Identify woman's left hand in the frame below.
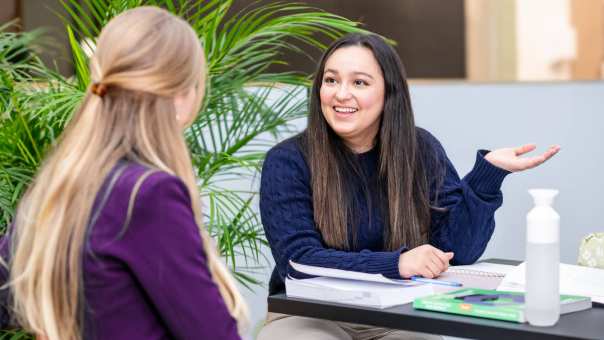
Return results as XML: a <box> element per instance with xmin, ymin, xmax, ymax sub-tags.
<box><xmin>484</xmin><ymin>144</ymin><xmax>560</xmax><ymax>172</ymax></box>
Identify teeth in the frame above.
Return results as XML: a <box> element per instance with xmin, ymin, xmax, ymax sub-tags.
<box><xmin>334</xmin><ymin>106</ymin><xmax>358</xmax><ymax>113</ymax></box>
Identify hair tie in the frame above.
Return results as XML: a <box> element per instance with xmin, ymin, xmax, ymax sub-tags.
<box><xmin>91</xmin><ymin>82</ymin><xmax>107</xmax><ymax>97</ymax></box>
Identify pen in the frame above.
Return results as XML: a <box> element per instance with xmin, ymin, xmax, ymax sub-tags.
<box><xmin>410</xmin><ymin>276</ymin><xmax>463</xmax><ymax>287</ymax></box>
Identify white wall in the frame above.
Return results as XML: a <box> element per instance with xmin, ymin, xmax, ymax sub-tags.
<box><xmin>516</xmin><ymin>0</ymin><xmax>576</xmax><ymax>80</ymax></box>
<box><xmin>242</xmin><ymin>81</ymin><xmax>604</xmax><ymax>338</ymax></box>
<box><xmin>411</xmin><ymin>81</ymin><xmax>604</xmax><ymax>264</ymax></box>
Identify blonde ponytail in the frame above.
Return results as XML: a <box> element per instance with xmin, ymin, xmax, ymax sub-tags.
<box><xmin>8</xmin><ymin>7</ymin><xmax>247</xmax><ymax>339</ymax></box>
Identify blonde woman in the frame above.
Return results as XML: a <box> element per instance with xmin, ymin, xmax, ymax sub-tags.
<box><xmin>0</xmin><ymin>6</ymin><xmax>246</xmax><ymax>340</ymax></box>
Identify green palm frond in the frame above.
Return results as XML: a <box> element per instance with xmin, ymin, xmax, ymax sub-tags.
<box><xmin>202</xmin><ymin>1</ymin><xmax>363</xmax><ymax>86</ymax></box>
<box><xmin>0</xmin><ymin>329</ymin><xmax>32</xmax><ymax>340</ymax></box>
<box><xmin>2</xmin><ymin>0</ymin><xmax>368</xmax><ymax>287</ymax></box>
<box><xmin>0</xmin><ymin>26</ymin><xmax>70</xmax><ymax>233</ymax></box>
<box><xmin>191</xmin><ymin>85</ymin><xmax>307</xmax><ymax>183</ymax></box>
<box><xmin>66</xmin><ymin>25</ymin><xmax>90</xmax><ymax>90</ymax></box>
<box><xmin>0</xmin><ymin>26</ymin><xmax>54</xmax><ymax>340</ymax></box>
<box><xmin>205</xmin><ymin>190</ymin><xmax>267</xmax><ymax>266</ymax></box>
<box><xmin>0</xmin><ymin>22</ymin><xmax>44</xmax><ymax>81</ymax></box>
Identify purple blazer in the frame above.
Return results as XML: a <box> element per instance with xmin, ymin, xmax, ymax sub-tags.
<box><xmin>1</xmin><ymin>162</ymin><xmax>241</xmax><ymax>340</ymax></box>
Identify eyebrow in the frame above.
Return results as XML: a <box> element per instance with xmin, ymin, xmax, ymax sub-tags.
<box><xmin>324</xmin><ymin>68</ymin><xmax>375</xmax><ymax>79</ymax></box>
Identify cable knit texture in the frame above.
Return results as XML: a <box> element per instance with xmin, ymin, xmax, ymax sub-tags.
<box><xmin>260</xmin><ymin>128</ymin><xmax>510</xmax><ymax>294</ymax></box>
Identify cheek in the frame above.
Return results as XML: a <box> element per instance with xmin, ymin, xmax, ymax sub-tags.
<box><xmin>319</xmin><ymin>87</ymin><xmax>333</xmax><ymax>108</ymax></box>
<box><xmin>359</xmin><ymin>90</ymin><xmax>384</xmax><ymax>116</ymax></box>
<box><xmin>186</xmin><ymin>89</ymin><xmax>198</xmax><ymax>112</ymax></box>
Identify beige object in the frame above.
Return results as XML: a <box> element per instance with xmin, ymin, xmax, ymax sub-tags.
<box><xmin>257</xmin><ymin>313</ymin><xmax>442</xmax><ymax>340</ymax></box>
<box><xmin>577</xmin><ymin>232</ymin><xmax>604</xmax><ymax>269</ymax></box>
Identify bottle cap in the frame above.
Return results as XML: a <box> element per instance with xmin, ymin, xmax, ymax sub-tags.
<box><xmin>528</xmin><ymin>189</ymin><xmax>559</xmax><ymax>206</ymax></box>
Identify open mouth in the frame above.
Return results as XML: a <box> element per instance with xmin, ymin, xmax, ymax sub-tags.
<box><xmin>333</xmin><ymin>106</ymin><xmax>358</xmax><ymax>113</ymax></box>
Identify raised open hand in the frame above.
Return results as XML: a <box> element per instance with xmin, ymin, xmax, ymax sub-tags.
<box><xmin>484</xmin><ymin>144</ymin><xmax>560</xmax><ymax>173</ymax></box>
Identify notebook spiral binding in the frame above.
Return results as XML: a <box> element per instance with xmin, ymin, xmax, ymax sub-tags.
<box><xmin>447</xmin><ymin>268</ymin><xmax>506</xmax><ymax>278</ymax></box>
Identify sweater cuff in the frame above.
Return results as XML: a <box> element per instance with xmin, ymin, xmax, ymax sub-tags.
<box><xmin>368</xmin><ymin>247</ymin><xmax>406</xmax><ymax>279</ymax></box>
<box><xmin>465</xmin><ymin>150</ymin><xmax>511</xmax><ymax>194</ymax></box>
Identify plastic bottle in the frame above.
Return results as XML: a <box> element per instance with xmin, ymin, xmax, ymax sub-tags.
<box><xmin>525</xmin><ymin>189</ymin><xmax>560</xmax><ymax>326</ymax></box>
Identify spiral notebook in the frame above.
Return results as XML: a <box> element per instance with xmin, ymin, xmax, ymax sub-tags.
<box><xmin>437</xmin><ymin>262</ymin><xmax>515</xmax><ymax>290</ymax></box>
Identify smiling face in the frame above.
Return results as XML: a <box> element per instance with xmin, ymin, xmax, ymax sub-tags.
<box><xmin>319</xmin><ymin>45</ymin><xmax>385</xmax><ymax>153</ymax></box>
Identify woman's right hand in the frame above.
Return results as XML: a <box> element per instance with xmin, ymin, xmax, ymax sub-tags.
<box><xmin>398</xmin><ymin>245</ymin><xmax>454</xmax><ymax>279</ymax></box>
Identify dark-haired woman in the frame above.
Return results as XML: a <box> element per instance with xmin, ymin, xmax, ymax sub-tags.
<box><xmin>258</xmin><ymin>34</ymin><xmax>559</xmax><ymax>339</ymax></box>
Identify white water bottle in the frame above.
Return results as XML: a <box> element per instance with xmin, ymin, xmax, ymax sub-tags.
<box><xmin>525</xmin><ymin>189</ymin><xmax>560</xmax><ymax>326</ymax></box>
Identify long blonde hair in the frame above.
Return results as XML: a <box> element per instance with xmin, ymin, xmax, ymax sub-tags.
<box><xmin>7</xmin><ymin>7</ymin><xmax>246</xmax><ymax>340</ymax></box>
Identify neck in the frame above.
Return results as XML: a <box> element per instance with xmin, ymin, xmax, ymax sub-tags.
<box><xmin>344</xmin><ymin>137</ymin><xmax>375</xmax><ymax>153</ymax></box>
<box><xmin>340</xmin><ymin>121</ymin><xmax>380</xmax><ymax>154</ymax></box>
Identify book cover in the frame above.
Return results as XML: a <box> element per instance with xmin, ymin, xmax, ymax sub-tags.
<box><xmin>413</xmin><ymin>288</ymin><xmax>592</xmax><ymax>323</ymax></box>
<box><xmin>286</xmin><ymin>276</ymin><xmax>434</xmax><ymax>309</ymax></box>
<box><xmin>285</xmin><ymin>261</ymin><xmax>435</xmax><ymax>308</ymax></box>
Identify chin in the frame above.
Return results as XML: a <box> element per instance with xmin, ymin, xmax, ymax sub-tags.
<box><xmin>324</xmin><ymin>114</ymin><xmax>358</xmax><ymax>137</ymax></box>
<box><xmin>330</xmin><ymin>126</ymin><xmax>357</xmax><ymax>139</ymax></box>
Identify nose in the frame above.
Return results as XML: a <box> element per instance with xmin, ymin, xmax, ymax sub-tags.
<box><xmin>335</xmin><ymin>83</ymin><xmax>352</xmax><ymax>101</ymax></box>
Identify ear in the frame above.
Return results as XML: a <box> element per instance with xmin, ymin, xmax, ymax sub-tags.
<box><xmin>173</xmin><ymin>87</ymin><xmax>195</xmax><ymax>126</ymax></box>
<box><xmin>173</xmin><ymin>93</ymin><xmax>186</xmax><ymax>121</ymax></box>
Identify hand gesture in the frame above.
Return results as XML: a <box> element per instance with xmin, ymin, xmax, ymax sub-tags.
<box><xmin>484</xmin><ymin>144</ymin><xmax>560</xmax><ymax>173</ymax></box>
<box><xmin>398</xmin><ymin>244</ymin><xmax>454</xmax><ymax>279</ymax></box>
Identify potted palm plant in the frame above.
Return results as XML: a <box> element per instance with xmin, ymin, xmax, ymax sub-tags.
<box><xmin>1</xmin><ymin>1</ymin><xmax>366</xmax><ymax>338</ymax></box>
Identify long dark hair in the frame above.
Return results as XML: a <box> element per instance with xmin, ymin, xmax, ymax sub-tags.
<box><xmin>302</xmin><ymin>33</ymin><xmax>435</xmax><ymax>251</ymax></box>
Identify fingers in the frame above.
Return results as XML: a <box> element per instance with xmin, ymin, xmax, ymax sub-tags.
<box><xmin>517</xmin><ymin>145</ymin><xmax>561</xmax><ymax>170</ymax></box>
<box><xmin>542</xmin><ymin>145</ymin><xmax>561</xmax><ymax>161</ymax></box>
<box><xmin>530</xmin><ymin>145</ymin><xmax>560</xmax><ymax>165</ymax></box>
<box><xmin>518</xmin><ymin>155</ymin><xmax>546</xmax><ymax>170</ymax></box>
<box><xmin>422</xmin><ymin>261</ymin><xmax>439</xmax><ymax>278</ymax></box>
<box><xmin>399</xmin><ymin>245</ymin><xmax>456</xmax><ymax>278</ymax></box>
<box><xmin>429</xmin><ymin>257</ymin><xmax>444</xmax><ymax>276</ymax></box>
<box><xmin>514</xmin><ymin>144</ymin><xmax>536</xmax><ymax>156</ymax></box>
<box><xmin>425</xmin><ymin>247</ymin><xmax>453</xmax><ymax>277</ymax></box>
<box><xmin>431</xmin><ymin>248</ymin><xmax>451</xmax><ymax>272</ymax></box>
<box><xmin>510</xmin><ymin>144</ymin><xmax>560</xmax><ymax>171</ymax></box>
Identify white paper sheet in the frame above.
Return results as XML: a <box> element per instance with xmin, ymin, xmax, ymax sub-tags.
<box><xmin>498</xmin><ymin>262</ymin><xmax>604</xmax><ymax>304</ymax></box>
<box><xmin>289</xmin><ymin>260</ymin><xmax>415</xmax><ymax>286</ymax></box>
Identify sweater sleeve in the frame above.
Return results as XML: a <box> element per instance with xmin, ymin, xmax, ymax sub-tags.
<box><xmin>116</xmin><ymin>173</ymin><xmax>240</xmax><ymax>340</ymax></box>
<box><xmin>423</xmin><ymin>131</ymin><xmax>511</xmax><ymax>264</ymax></box>
<box><xmin>260</xmin><ymin>143</ymin><xmax>402</xmax><ymax>282</ymax></box>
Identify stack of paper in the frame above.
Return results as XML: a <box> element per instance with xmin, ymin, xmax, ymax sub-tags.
<box><xmin>497</xmin><ymin>262</ymin><xmax>604</xmax><ymax>304</ymax></box>
<box><xmin>285</xmin><ymin>261</ymin><xmax>435</xmax><ymax>309</ymax></box>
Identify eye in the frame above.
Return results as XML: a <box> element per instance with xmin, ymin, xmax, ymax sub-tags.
<box><xmin>354</xmin><ymin>79</ymin><xmax>368</xmax><ymax>87</ymax></box>
<box><xmin>323</xmin><ymin>76</ymin><xmax>336</xmax><ymax>85</ymax></box>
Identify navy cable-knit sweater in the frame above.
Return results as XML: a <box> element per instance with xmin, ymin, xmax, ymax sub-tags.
<box><xmin>260</xmin><ymin>128</ymin><xmax>510</xmax><ymax>294</ymax></box>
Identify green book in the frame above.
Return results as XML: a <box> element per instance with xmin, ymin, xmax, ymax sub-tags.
<box><xmin>413</xmin><ymin>288</ymin><xmax>591</xmax><ymax>323</ymax></box>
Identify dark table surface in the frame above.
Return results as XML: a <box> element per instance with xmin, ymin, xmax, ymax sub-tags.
<box><xmin>267</xmin><ymin>259</ymin><xmax>604</xmax><ymax>340</ymax></box>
